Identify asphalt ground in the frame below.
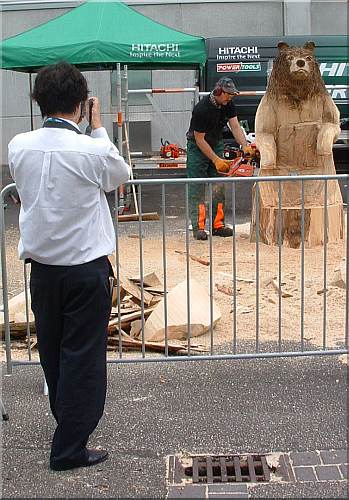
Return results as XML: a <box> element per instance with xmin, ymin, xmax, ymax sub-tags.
<box><xmin>1</xmin><ymin>346</ymin><xmax>348</xmax><ymax>498</ymax></box>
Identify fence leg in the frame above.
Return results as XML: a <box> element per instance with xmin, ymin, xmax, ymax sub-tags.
<box><xmin>1</xmin><ymin>398</ymin><xmax>9</xmax><ymax>421</ymax></box>
<box><xmin>43</xmin><ymin>377</ymin><xmax>48</xmax><ymax>396</ymax></box>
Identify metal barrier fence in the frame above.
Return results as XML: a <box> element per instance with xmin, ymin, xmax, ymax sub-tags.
<box><xmin>1</xmin><ymin>175</ymin><xmax>349</xmax><ymax>374</ymax></box>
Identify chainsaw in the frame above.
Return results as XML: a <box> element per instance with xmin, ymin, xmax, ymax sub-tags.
<box><xmin>160</xmin><ymin>138</ymin><xmax>182</xmax><ymax>159</ymax></box>
<box><xmin>222</xmin><ymin>142</ymin><xmax>260</xmax><ymax>177</ymax></box>
<box><xmin>159</xmin><ymin>138</ymin><xmax>186</xmax><ymax>168</ymax></box>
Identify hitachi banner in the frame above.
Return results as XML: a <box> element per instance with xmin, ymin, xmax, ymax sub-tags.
<box><xmin>129</xmin><ymin>43</ymin><xmax>181</xmax><ymax>58</ymax></box>
<box><xmin>216</xmin><ymin>46</ymin><xmax>261</xmax><ymax>61</ymax></box>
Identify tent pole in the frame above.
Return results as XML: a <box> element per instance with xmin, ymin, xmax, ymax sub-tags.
<box><xmin>29</xmin><ymin>73</ymin><xmax>34</xmax><ymax>131</ymax></box>
<box><xmin>116</xmin><ymin>63</ymin><xmax>123</xmax><ymax>155</ymax></box>
<box><xmin>116</xmin><ymin>63</ymin><xmax>124</xmax><ymax>215</ymax></box>
<box><xmin>124</xmin><ymin>65</ymin><xmax>129</xmax><ymax>141</ymax></box>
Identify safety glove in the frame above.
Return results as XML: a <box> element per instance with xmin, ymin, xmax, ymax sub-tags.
<box><xmin>242</xmin><ymin>144</ymin><xmax>254</xmax><ymax>157</ymax></box>
<box><xmin>214</xmin><ymin>157</ymin><xmax>231</xmax><ymax>173</ymax></box>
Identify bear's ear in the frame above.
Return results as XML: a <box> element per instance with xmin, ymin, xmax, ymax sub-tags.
<box><xmin>303</xmin><ymin>41</ymin><xmax>315</xmax><ymax>52</ymax></box>
<box><xmin>277</xmin><ymin>41</ymin><xmax>289</xmax><ymax>52</ymax></box>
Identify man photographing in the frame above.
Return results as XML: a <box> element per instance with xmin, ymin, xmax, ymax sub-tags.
<box><xmin>8</xmin><ymin>62</ymin><xmax>130</xmax><ymax>471</ymax></box>
<box><xmin>186</xmin><ymin>77</ymin><xmax>252</xmax><ymax>240</ymax></box>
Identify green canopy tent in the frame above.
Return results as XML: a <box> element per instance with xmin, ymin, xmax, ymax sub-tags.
<box><xmin>0</xmin><ymin>0</ymin><xmax>206</xmax><ymax>71</ymax></box>
<box><xmin>1</xmin><ymin>0</ymin><xmax>206</xmax><ymax>148</ymax></box>
<box><xmin>1</xmin><ymin>0</ymin><xmax>206</xmax><ymax>214</ymax></box>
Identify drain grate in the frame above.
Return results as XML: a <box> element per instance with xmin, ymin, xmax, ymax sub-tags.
<box><xmin>175</xmin><ymin>454</ymin><xmax>271</xmax><ymax>484</ymax></box>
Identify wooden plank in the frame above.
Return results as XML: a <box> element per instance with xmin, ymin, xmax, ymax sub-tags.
<box><xmin>108</xmin><ymin>332</ymin><xmax>206</xmax><ymax>354</ymax></box>
<box><xmin>108</xmin><ymin>306</ymin><xmax>157</xmax><ymax>329</ymax></box>
<box><xmin>143</xmin><ymin>279</ymin><xmax>221</xmax><ymax>342</ymax></box>
<box><xmin>117</xmin><ymin>212</ymin><xmax>160</xmax><ymax>222</ymax></box>
<box><xmin>129</xmin><ymin>272</ymin><xmax>163</xmax><ymax>288</ymax></box>
<box><xmin>119</xmin><ymin>270</ymin><xmax>155</xmax><ymax>307</ymax></box>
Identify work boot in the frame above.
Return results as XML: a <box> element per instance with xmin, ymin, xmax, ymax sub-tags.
<box><xmin>193</xmin><ymin>229</ymin><xmax>208</xmax><ymax>241</ymax></box>
<box><xmin>212</xmin><ymin>226</ymin><xmax>234</xmax><ymax>237</ymax></box>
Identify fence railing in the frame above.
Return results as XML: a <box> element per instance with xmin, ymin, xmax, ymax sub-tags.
<box><xmin>1</xmin><ymin>174</ymin><xmax>349</xmax><ymax>374</ymax></box>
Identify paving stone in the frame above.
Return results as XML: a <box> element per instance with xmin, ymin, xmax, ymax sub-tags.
<box><xmin>167</xmin><ymin>484</ymin><xmax>207</xmax><ymax>498</ymax></box>
<box><xmin>319</xmin><ymin>450</ymin><xmax>348</xmax><ymax>465</ymax></box>
<box><xmin>293</xmin><ymin>466</ymin><xmax>317</xmax><ymax>482</ymax></box>
<box><xmin>290</xmin><ymin>451</ymin><xmax>321</xmax><ymax>466</ymax></box>
<box><xmin>339</xmin><ymin>464</ymin><xmax>348</xmax><ymax>479</ymax></box>
<box><xmin>315</xmin><ymin>465</ymin><xmax>342</xmax><ymax>481</ymax></box>
<box><xmin>208</xmin><ymin>483</ymin><xmax>248</xmax><ymax>494</ymax></box>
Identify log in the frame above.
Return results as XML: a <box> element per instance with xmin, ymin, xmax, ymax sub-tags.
<box><xmin>0</xmin><ymin>321</ymin><xmax>36</xmax><ymax>339</ymax></box>
<box><xmin>251</xmin><ymin>193</ymin><xmax>344</xmax><ymax>248</ymax></box>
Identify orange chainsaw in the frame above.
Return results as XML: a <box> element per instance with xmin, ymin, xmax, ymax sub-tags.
<box><xmin>221</xmin><ymin>143</ymin><xmax>260</xmax><ymax>177</ymax></box>
<box><xmin>160</xmin><ymin>138</ymin><xmax>186</xmax><ymax>168</ymax></box>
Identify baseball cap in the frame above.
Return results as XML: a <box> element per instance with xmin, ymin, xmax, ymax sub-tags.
<box><xmin>216</xmin><ymin>77</ymin><xmax>239</xmax><ymax>95</ymax></box>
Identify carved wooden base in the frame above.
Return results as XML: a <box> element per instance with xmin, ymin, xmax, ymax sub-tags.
<box><xmin>250</xmin><ymin>203</ymin><xmax>344</xmax><ymax>248</ymax></box>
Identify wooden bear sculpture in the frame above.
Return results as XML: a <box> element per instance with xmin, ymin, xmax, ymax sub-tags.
<box><xmin>251</xmin><ymin>41</ymin><xmax>343</xmax><ymax>248</ymax></box>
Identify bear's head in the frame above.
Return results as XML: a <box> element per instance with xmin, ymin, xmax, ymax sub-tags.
<box><xmin>266</xmin><ymin>41</ymin><xmax>328</xmax><ymax>107</ymax></box>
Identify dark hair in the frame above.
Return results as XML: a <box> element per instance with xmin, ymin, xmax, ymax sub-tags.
<box><xmin>32</xmin><ymin>61</ymin><xmax>89</xmax><ymax>118</ymax></box>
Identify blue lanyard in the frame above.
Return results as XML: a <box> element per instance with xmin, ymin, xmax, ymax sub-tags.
<box><xmin>43</xmin><ymin>118</ymin><xmax>81</xmax><ymax>134</ymax></box>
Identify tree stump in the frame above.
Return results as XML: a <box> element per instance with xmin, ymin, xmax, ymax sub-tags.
<box><xmin>250</xmin><ymin>173</ymin><xmax>344</xmax><ymax>248</ymax></box>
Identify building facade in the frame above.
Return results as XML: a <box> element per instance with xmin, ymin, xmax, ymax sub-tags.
<box><xmin>1</xmin><ymin>0</ymin><xmax>348</xmax><ymax>163</ymax></box>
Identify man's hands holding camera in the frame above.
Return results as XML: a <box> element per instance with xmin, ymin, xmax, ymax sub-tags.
<box><xmin>86</xmin><ymin>97</ymin><xmax>102</xmax><ymax>130</ymax></box>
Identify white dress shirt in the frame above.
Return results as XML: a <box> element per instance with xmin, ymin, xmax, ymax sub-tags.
<box><xmin>8</xmin><ymin>119</ymin><xmax>130</xmax><ymax>265</ymax></box>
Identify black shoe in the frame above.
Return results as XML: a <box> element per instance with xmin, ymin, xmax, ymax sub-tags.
<box><xmin>50</xmin><ymin>448</ymin><xmax>108</xmax><ymax>471</ymax></box>
<box><xmin>193</xmin><ymin>229</ymin><xmax>208</xmax><ymax>240</ymax></box>
<box><xmin>212</xmin><ymin>226</ymin><xmax>234</xmax><ymax>237</ymax></box>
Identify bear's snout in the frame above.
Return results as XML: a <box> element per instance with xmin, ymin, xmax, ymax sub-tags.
<box><xmin>289</xmin><ymin>56</ymin><xmax>311</xmax><ymax>78</ymax></box>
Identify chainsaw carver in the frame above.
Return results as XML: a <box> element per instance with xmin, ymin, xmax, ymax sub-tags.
<box><xmin>186</xmin><ymin>77</ymin><xmax>252</xmax><ymax>240</ymax></box>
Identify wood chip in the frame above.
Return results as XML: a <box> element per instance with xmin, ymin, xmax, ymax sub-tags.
<box><xmin>271</xmin><ymin>279</ymin><xmax>293</xmax><ymax>298</ymax></box>
<box><xmin>236</xmin><ymin>306</ymin><xmax>253</xmax><ymax>314</ymax></box>
<box><xmin>236</xmin><ymin>276</ymin><xmax>255</xmax><ymax>283</ymax></box>
<box><xmin>175</xmin><ymin>250</ymin><xmax>210</xmax><ymax>266</ymax></box>
<box><xmin>215</xmin><ymin>283</ymin><xmax>234</xmax><ymax>296</ymax></box>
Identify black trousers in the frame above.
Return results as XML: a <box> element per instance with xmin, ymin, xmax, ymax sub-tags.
<box><xmin>30</xmin><ymin>256</ymin><xmax>113</xmax><ymax>467</ymax></box>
